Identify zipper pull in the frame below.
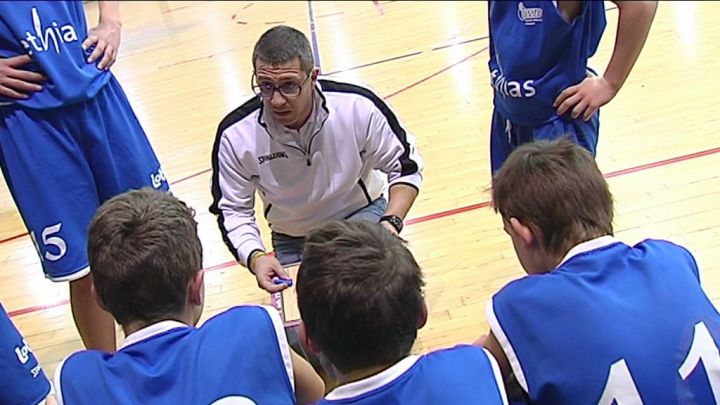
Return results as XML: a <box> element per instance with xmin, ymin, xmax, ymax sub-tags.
<box><xmin>306</xmin><ymin>157</ymin><xmax>311</xmax><ymax>166</ymax></box>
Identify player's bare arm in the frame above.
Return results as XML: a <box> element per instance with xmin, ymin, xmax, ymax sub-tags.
<box><xmin>480</xmin><ymin>331</ymin><xmax>526</xmax><ymax>400</ymax></box>
<box><xmin>0</xmin><ymin>55</ymin><xmax>44</xmax><ymax>99</ymax></box>
<box><xmin>83</xmin><ymin>1</ymin><xmax>122</xmax><ymax>70</ymax></box>
<box><xmin>290</xmin><ymin>350</ymin><xmax>325</xmax><ymax>404</ymax></box>
<box><xmin>554</xmin><ymin>1</ymin><xmax>658</xmax><ymax>121</ymax></box>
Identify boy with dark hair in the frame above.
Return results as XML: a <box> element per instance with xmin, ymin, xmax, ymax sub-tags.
<box><xmin>297</xmin><ymin>220</ymin><xmax>507</xmax><ymax>404</ymax></box>
<box><xmin>481</xmin><ymin>138</ymin><xmax>720</xmax><ymax>403</ymax></box>
<box><xmin>53</xmin><ymin>188</ymin><xmax>324</xmax><ymax>404</ymax></box>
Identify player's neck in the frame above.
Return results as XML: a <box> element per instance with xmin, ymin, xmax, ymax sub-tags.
<box><xmin>338</xmin><ymin>363</ymin><xmax>396</xmax><ymax>385</ymax></box>
<box><xmin>122</xmin><ymin>311</ymin><xmax>194</xmax><ymax>337</ymax></box>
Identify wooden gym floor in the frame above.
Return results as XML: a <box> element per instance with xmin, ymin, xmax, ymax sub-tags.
<box><xmin>1</xmin><ymin>1</ymin><xmax>718</xmax><ymax>378</ymax></box>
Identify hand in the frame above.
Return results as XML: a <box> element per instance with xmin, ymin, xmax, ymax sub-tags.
<box><xmin>83</xmin><ymin>20</ymin><xmax>122</xmax><ymax>70</ymax></box>
<box><xmin>381</xmin><ymin>220</ymin><xmax>400</xmax><ymax>236</ymax></box>
<box><xmin>0</xmin><ymin>55</ymin><xmax>44</xmax><ymax>99</ymax></box>
<box><xmin>554</xmin><ymin>75</ymin><xmax>617</xmax><ymax>121</ymax></box>
<box><xmin>253</xmin><ymin>254</ymin><xmax>291</xmax><ymax>293</ymax></box>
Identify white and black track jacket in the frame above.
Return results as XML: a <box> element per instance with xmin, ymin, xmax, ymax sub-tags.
<box><xmin>210</xmin><ymin>78</ymin><xmax>424</xmax><ymax>266</ymax></box>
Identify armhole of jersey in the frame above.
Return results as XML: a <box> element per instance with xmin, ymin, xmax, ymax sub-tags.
<box><xmin>482</xmin><ymin>347</ymin><xmax>510</xmax><ymax>405</ymax></box>
<box><xmin>53</xmin><ymin>356</ymin><xmax>68</xmax><ymax>405</ymax></box>
<box><xmin>485</xmin><ymin>299</ymin><xmax>529</xmax><ymax>394</ymax></box>
<box><xmin>258</xmin><ymin>305</ymin><xmax>295</xmax><ymax>392</ymax></box>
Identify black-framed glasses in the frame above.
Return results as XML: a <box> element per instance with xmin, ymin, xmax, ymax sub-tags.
<box><xmin>252</xmin><ymin>72</ymin><xmax>312</xmax><ymax>98</ymax></box>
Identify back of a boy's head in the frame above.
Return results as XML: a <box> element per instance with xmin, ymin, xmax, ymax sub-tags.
<box><xmin>297</xmin><ymin>220</ymin><xmax>425</xmax><ymax>374</ymax></box>
<box><xmin>492</xmin><ymin>138</ymin><xmax>614</xmax><ymax>255</ymax></box>
<box><xmin>88</xmin><ymin>188</ymin><xmax>202</xmax><ymax>326</ymax></box>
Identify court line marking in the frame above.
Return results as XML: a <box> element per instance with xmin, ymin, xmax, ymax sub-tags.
<box><xmin>9</xmin><ymin>146</ymin><xmax>720</xmax><ymax>319</ymax></box>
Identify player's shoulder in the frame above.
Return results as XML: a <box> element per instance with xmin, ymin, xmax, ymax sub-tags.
<box><xmin>492</xmin><ymin>272</ymin><xmax>555</xmax><ymax>306</ymax></box>
<box><xmin>634</xmin><ymin>238</ymin><xmax>694</xmax><ymax>258</ymax></box>
<box><xmin>424</xmin><ymin>344</ymin><xmax>496</xmax><ymax>366</ymax></box>
<box><xmin>202</xmin><ymin>305</ymin><xmax>281</xmax><ymax>333</ymax></box>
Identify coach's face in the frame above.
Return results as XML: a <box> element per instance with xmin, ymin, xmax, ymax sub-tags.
<box><xmin>254</xmin><ymin>58</ymin><xmax>319</xmax><ymax>129</ymax></box>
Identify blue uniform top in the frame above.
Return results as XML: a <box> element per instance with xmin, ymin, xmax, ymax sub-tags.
<box><xmin>488</xmin><ymin>1</ymin><xmax>607</xmax><ymax>126</ymax></box>
<box><xmin>488</xmin><ymin>237</ymin><xmax>720</xmax><ymax>404</ymax></box>
<box><xmin>0</xmin><ymin>1</ymin><xmax>110</xmax><ymax>109</ymax></box>
<box><xmin>55</xmin><ymin>305</ymin><xmax>297</xmax><ymax>405</ymax></box>
<box><xmin>0</xmin><ymin>301</ymin><xmax>51</xmax><ymax>405</ymax></box>
<box><xmin>318</xmin><ymin>345</ymin><xmax>508</xmax><ymax>405</ymax></box>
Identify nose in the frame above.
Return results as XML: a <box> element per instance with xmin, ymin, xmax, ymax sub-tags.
<box><xmin>270</xmin><ymin>90</ymin><xmax>286</xmax><ymax>108</ymax></box>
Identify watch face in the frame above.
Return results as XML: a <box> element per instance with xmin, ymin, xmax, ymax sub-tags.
<box><xmin>383</xmin><ymin>216</ymin><xmax>403</xmax><ymax>232</ymax></box>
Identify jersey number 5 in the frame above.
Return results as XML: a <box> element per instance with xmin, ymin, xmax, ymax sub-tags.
<box><xmin>30</xmin><ymin>223</ymin><xmax>67</xmax><ymax>262</ymax></box>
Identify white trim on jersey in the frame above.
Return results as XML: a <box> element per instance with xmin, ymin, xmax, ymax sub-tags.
<box><xmin>257</xmin><ymin>305</ymin><xmax>295</xmax><ymax>392</ymax></box>
<box><xmin>47</xmin><ymin>265</ymin><xmax>90</xmax><ymax>282</ymax></box>
<box><xmin>119</xmin><ymin>320</ymin><xmax>188</xmax><ymax>349</ymax></box>
<box><xmin>483</xmin><ymin>347</ymin><xmax>510</xmax><ymax>405</ymax></box>
<box><xmin>53</xmin><ymin>357</ymin><xmax>68</xmax><ymax>405</ymax></box>
<box><xmin>324</xmin><ymin>355</ymin><xmax>421</xmax><ymax>400</ymax></box>
<box><xmin>557</xmin><ymin>235</ymin><xmax>619</xmax><ymax>268</ymax></box>
<box><xmin>486</xmin><ymin>300</ymin><xmax>529</xmax><ymax>393</ymax></box>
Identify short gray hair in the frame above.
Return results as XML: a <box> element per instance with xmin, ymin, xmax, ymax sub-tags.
<box><xmin>252</xmin><ymin>25</ymin><xmax>315</xmax><ymax>72</ymax></box>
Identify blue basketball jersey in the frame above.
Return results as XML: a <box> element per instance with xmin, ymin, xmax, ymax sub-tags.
<box><xmin>55</xmin><ymin>305</ymin><xmax>296</xmax><ymax>404</ymax></box>
<box><xmin>488</xmin><ymin>237</ymin><xmax>720</xmax><ymax>404</ymax></box>
<box><xmin>319</xmin><ymin>345</ymin><xmax>508</xmax><ymax>404</ymax></box>
<box><xmin>0</xmin><ymin>301</ymin><xmax>51</xmax><ymax>405</ymax></box>
<box><xmin>0</xmin><ymin>1</ymin><xmax>110</xmax><ymax>108</ymax></box>
<box><xmin>488</xmin><ymin>1</ymin><xmax>607</xmax><ymax>126</ymax></box>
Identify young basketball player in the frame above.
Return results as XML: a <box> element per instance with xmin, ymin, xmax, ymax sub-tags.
<box><xmin>53</xmin><ymin>189</ymin><xmax>324</xmax><ymax>404</ymax></box>
<box><xmin>488</xmin><ymin>1</ymin><xmax>657</xmax><ymax>172</ymax></box>
<box><xmin>296</xmin><ymin>220</ymin><xmax>508</xmax><ymax>404</ymax></box>
<box><xmin>0</xmin><ymin>1</ymin><xmax>169</xmax><ymax>352</ymax></box>
<box><xmin>0</xmin><ymin>301</ymin><xmax>54</xmax><ymax>405</ymax></box>
<box><xmin>481</xmin><ymin>138</ymin><xmax>720</xmax><ymax>403</ymax></box>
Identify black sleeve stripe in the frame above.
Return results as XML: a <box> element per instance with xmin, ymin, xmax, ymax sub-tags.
<box><xmin>318</xmin><ymin>79</ymin><xmax>419</xmax><ymax>176</ymax></box>
<box><xmin>209</xmin><ymin>96</ymin><xmax>263</xmax><ymax>262</ymax></box>
<box><xmin>357</xmin><ymin>179</ymin><xmax>373</xmax><ymax>204</ymax></box>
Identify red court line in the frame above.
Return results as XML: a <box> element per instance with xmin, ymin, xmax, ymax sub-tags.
<box><xmin>604</xmin><ymin>147</ymin><xmax>720</xmax><ymax>178</ymax></box>
<box><xmin>8</xmin><ymin>145</ymin><xmax>720</xmax><ymax>319</ymax></box>
<box><xmin>0</xmin><ymin>46</ymin><xmax>490</xmax><ymax>247</ymax></box>
<box><xmin>0</xmin><ymin>232</ymin><xmax>27</xmax><ymax>244</ymax></box>
<box><xmin>385</xmin><ymin>47</ymin><xmax>488</xmax><ymax>99</ymax></box>
<box><xmin>8</xmin><ymin>300</ymin><xmax>70</xmax><ymax>317</ymax></box>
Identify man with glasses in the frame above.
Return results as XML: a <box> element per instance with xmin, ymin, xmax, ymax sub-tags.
<box><xmin>210</xmin><ymin>25</ymin><xmax>424</xmax><ymax>293</ymax></box>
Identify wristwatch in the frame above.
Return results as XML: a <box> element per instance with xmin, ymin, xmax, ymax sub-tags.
<box><xmin>379</xmin><ymin>215</ymin><xmax>404</xmax><ymax>233</ymax></box>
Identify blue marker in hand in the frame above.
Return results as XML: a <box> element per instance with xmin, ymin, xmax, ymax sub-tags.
<box><xmin>272</xmin><ymin>277</ymin><xmax>293</xmax><ymax>287</ymax></box>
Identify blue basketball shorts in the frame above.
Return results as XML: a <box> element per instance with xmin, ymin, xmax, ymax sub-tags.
<box><xmin>0</xmin><ymin>75</ymin><xmax>169</xmax><ymax>281</ymax></box>
<box><xmin>490</xmin><ymin>108</ymin><xmax>600</xmax><ymax>174</ymax></box>
<box><xmin>0</xmin><ymin>301</ymin><xmax>51</xmax><ymax>405</ymax></box>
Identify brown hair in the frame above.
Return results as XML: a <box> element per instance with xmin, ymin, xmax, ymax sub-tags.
<box><xmin>88</xmin><ymin>188</ymin><xmax>202</xmax><ymax>325</ymax></box>
<box><xmin>296</xmin><ymin>220</ymin><xmax>425</xmax><ymax>374</ymax></box>
<box><xmin>492</xmin><ymin>138</ymin><xmax>614</xmax><ymax>256</ymax></box>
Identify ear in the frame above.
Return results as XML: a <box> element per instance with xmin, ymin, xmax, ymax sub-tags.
<box><xmin>509</xmin><ymin>217</ymin><xmax>537</xmax><ymax>248</ymax></box>
<box><xmin>90</xmin><ymin>282</ymin><xmax>110</xmax><ymax>313</ymax></box>
<box><xmin>310</xmin><ymin>66</ymin><xmax>320</xmax><ymax>81</ymax></box>
<box><xmin>299</xmin><ymin>321</ymin><xmax>321</xmax><ymax>354</ymax></box>
<box><xmin>417</xmin><ymin>299</ymin><xmax>428</xmax><ymax>330</ymax></box>
<box><xmin>188</xmin><ymin>270</ymin><xmax>205</xmax><ymax>306</ymax></box>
